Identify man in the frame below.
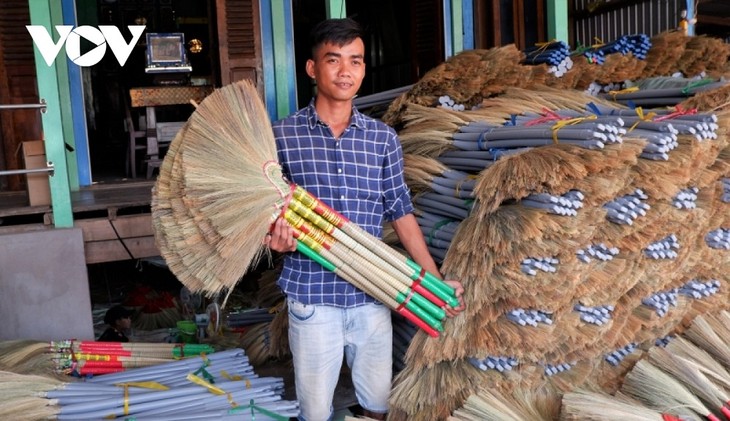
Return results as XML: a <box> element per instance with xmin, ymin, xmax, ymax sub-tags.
<box><xmin>267</xmin><ymin>18</ymin><xmax>464</xmax><ymax>421</ymax></box>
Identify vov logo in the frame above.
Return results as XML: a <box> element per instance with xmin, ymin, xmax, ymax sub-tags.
<box><xmin>26</xmin><ymin>25</ymin><xmax>146</xmax><ymax>67</ymax></box>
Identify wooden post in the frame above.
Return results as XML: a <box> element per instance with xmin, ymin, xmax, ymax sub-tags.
<box><xmin>27</xmin><ymin>0</ymin><xmax>73</xmax><ymax>228</ymax></box>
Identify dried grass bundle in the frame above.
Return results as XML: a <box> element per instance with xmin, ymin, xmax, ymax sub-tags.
<box><xmin>641</xmin><ymin>31</ymin><xmax>689</xmax><ymax>78</ymax></box>
<box><xmin>471</xmin><ymin>144</ymin><xmax>589</xmax><ymax>215</ymax></box>
<box><xmin>595</xmin><ymin>54</ymin><xmax>643</xmax><ymax>85</ymax></box>
<box><xmin>666</xmin><ymin>336</ymin><xmax>730</xmax><ymax>392</ymax></box>
<box><xmin>0</xmin><ymin>340</ymin><xmax>50</xmax><ymax>373</ymax></box>
<box><xmin>621</xmin><ymin>359</ymin><xmax>711</xmax><ymax>420</ymax></box>
<box><xmin>449</xmin><ymin>385</ymin><xmax>554</xmax><ymax>421</ymax></box>
<box><xmin>389</xmin><ymin>360</ymin><xmax>487</xmax><ymax>421</ymax></box>
<box><xmin>560</xmin><ymin>389</ymin><xmax>665</xmax><ymax>420</ymax></box>
<box><xmin>681</xmin><ymin>83</ymin><xmax>730</xmax><ymax>112</ymax></box>
<box><xmin>680</xmin><ymin>35</ymin><xmax>730</xmax><ymax>77</ymax></box>
<box><xmin>403</xmin><ymin>154</ymin><xmax>453</xmax><ymax>194</ymax></box>
<box><xmin>647</xmin><ymin>346</ymin><xmax>730</xmax><ymax>417</ymax></box>
<box><xmin>0</xmin><ymin>371</ymin><xmax>63</xmax><ymax>420</ymax></box>
<box><xmin>684</xmin><ymin>314</ymin><xmax>730</xmax><ymax>371</ymax></box>
<box><xmin>563</xmin><ymin>58</ymin><xmax>600</xmax><ymax>91</ymax></box>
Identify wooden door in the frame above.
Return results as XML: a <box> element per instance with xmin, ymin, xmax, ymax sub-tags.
<box><xmin>0</xmin><ymin>0</ymin><xmax>42</xmax><ymax>191</ymax></box>
<box><xmin>411</xmin><ymin>0</ymin><xmax>444</xmax><ymax>80</ymax></box>
<box><xmin>215</xmin><ymin>0</ymin><xmax>263</xmax><ymax>94</ymax></box>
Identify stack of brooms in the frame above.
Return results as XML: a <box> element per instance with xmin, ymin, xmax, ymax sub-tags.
<box><xmin>150</xmin><ymin>80</ymin><xmax>461</xmax><ymax>338</ymax></box>
<box><xmin>386</xmin><ymin>90</ymin><xmax>730</xmax><ymax>420</ymax></box>
<box><xmin>376</xmin><ymin>31</ymin><xmax>730</xmax><ymax>420</ymax></box>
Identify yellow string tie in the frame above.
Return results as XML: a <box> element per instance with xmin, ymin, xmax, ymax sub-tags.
<box><xmin>629</xmin><ymin>107</ymin><xmax>657</xmax><ymax>132</ymax></box>
<box><xmin>115</xmin><ymin>381</ymin><xmax>169</xmax><ymax>391</ymax></box>
<box><xmin>551</xmin><ymin>115</ymin><xmax>597</xmax><ymax>143</ymax></box>
<box><xmin>607</xmin><ymin>86</ymin><xmax>639</xmax><ymax>101</ymax></box>
<box><xmin>591</xmin><ymin>37</ymin><xmax>604</xmax><ymax>48</ymax></box>
<box><xmin>529</xmin><ymin>39</ymin><xmax>558</xmax><ymax>62</ymax></box>
<box><xmin>221</xmin><ymin>369</ymin><xmax>244</xmax><ymax>382</ymax></box>
<box><xmin>227</xmin><ymin>392</ymin><xmax>239</xmax><ymax>408</ymax></box>
<box><xmin>186</xmin><ymin>373</ymin><xmax>226</xmax><ymax>395</ymax></box>
<box><xmin>75</xmin><ymin>353</ymin><xmax>111</xmax><ymax>361</ymax></box>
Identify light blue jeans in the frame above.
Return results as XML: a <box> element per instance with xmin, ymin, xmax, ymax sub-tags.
<box><xmin>287</xmin><ymin>298</ymin><xmax>392</xmax><ymax>421</ymax></box>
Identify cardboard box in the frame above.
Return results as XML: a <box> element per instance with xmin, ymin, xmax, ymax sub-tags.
<box><xmin>21</xmin><ymin>140</ymin><xmax>51</xmax><ymax>206</ymax></box>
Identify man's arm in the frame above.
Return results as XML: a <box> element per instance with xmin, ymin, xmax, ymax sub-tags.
<box><xmin>390</xmin><ymin>213</ymin><xmax>465</xmax><ymax>316</ymax></box>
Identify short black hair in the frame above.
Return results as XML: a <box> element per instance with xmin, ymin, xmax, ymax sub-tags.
<box><xmin>309</xmin><ymin>18</ymin><xmax>365</xmax><ymax>58</ymax></box>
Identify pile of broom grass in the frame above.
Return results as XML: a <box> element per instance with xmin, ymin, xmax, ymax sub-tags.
<box><xmin>382</xmin><ymin>31</ymin><xmax>730</xmax><ymax>127</ymax></box>
<box><xmin>381</xmin><ymin>33</ymin><xmax>730</xmax><ymax>421</ymax></box>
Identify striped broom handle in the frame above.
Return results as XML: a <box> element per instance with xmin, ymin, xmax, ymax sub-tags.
<box><xmin>285</xmin><ymin>209</ymin><xmax>446</xmax><ymax>324</ymax></box>
<box><xmin>291</xmin><ymin>186</ymin><xmax>457</xmax><ymax>303</ymax></box>
<box><xmin>293</xmin><ymin>228</ymin><xmax>441</xmax><ymax>337</ymax></box>
<box><xmin>288</xmin><ymin>196</ymin><xmax>451</xmax><ymax>308</ymax></box>
<box><xmin>285</xmin><ymin>205</ymin><xmax>446</xmax><ymax>314</ymax></box>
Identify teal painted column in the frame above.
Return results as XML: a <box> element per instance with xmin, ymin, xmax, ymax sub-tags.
<box><xmin>547</xmin><ymin>0</ymin><xmax>569</xmax><ymax>43</ymax></box>
<box><xmin>27</xmin><ymin>1</ymin><xmax>74</xmax><ymax>227</ymax></box>
<box><xmin>49</xmin><ymin>0</ymin><xmax>79</xmax><ymax>191</ymax></box>
<box><xmin>325</xmin><ymin>0</ymin><xmax>347</xmax><ymax>18</ymax></box>
<box><xmin>269</xmin><ymin>1</ymin><xmax>296</xmax><ymax>120</ymax></box>
<box><xmin>451</xmin><ymin>0</ymin><xmax>464</xmax><ymax>55</ymax></box>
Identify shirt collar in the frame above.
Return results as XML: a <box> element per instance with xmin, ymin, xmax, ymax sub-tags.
<box><xmin>305</xmin><ymin>98</ymin><xmax>367</xmax><ymax>131</ymax></box>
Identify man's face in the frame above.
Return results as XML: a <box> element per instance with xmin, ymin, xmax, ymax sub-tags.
<box><xmin>306</xmin><ymin>38</ymin><xmax>365</xmax><ymax>103</ymax></box>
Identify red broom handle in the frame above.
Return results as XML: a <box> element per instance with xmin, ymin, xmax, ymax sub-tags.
<box><xmin>396</xmin><ymin>307</ymin><xmax>440</xmax><ymax>338</ymax></box>
<box><xmin>79</xmin><ymin>367</ymin><xmax>125</xmax><ymax>375</ymax></box>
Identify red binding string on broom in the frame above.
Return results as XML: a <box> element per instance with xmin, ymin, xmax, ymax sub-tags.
<box><xmin>524</xmin><ymin>108</ymin><xmax>564</xmax><ymax>127</ymax></box>
<box><xmin>655</xmin><ymin>105</ymin><xmax>698</xmax><ymax>122</ymax></box>
<box><xmin>269</xmin><ymin>182</ymin><xmax>296</xmax><ymax>234</ymax></box>
<box><xmin>410</xmin><ymin>268</ymin><xmax>446</xmax><ymax>308</ymax></box>
<box><xmin>395</xmin><ymin>291</ymin><xmax>416</xmax><ymax>311</ymax></box>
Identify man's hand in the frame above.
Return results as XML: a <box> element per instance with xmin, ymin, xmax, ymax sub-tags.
<box><xmin>443</xmin><ymin>280</ymin><xmax>465</xmax><ymax>317</ymax></box>
<box><xmin>264</xmin><ymin>217</ymin><xmax>296</xmax><ymax>253</ymax></box>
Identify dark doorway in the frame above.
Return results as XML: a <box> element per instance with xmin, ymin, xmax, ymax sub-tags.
<box><xmin>291</xmin><ymin>0</ymin><xmax>444</xmax><ymax>110</ymax></box>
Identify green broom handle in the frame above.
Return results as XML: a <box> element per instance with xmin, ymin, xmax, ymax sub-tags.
<box><xmin>289</xmin><ymin>190</ymin><xmax>458</xmax><ymax>308</ymax></box>
<box><xmin>294</xmin><ymin>233</ymin><xmax>442</xmax><ymax>335</ymax></box>
<box><xmin>285</xmin><ymin>208</ymin><xmax>447</xmax><ymax>321</ymax></box>
<box><xmin>292</xmin><ymin>226</ymin><xmax>444</xmax><ymax>332</ymax></box>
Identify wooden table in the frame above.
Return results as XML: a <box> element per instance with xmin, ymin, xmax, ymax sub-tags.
<box><xmin>129</xmin><ymin>85</ymin><xmax>213</xmax><ymax>157</ymax></box>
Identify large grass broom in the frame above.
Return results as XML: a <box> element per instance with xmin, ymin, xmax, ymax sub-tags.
<box><xmin>560</xmin><ymin>389</ymin><xmax>671</xmax><ymax>421</ymax></box>
<box><xmin>152</xmin><ymin>79</ymin><xmax>459</xmax><ymax>335</ymax></box>
<box><xmin>621</xmin><ymin>359</ymin><xmax>721</xmax><ymax>421</ymax></box>
<box><xmin>647</xmin><ymin>346</ymin><xmax>730</xmax><ymax>419</ymax></box>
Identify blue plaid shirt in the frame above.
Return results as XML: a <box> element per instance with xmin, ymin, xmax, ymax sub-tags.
<box><xmin>272</xmin><ymin>100</ymin><xmax>414</xmax><ymax>307</ymax></box>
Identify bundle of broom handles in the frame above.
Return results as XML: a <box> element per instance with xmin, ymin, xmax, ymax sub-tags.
<box><xmin>278</xmin><ymin>184</ymin><xmax>461</xmax><ymax>337</ymax></box>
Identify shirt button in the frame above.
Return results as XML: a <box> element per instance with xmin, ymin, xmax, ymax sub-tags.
<box><xmin>337</xmin><ymin>168</ymin><xmax>342</xmax><ymax>173</ymax></box>
<box><xmin>340</xmin><ymin>195</ymin><xmax>345</xmax><ymax>200</ymax></box>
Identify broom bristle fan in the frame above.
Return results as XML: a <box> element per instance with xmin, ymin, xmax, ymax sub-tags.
<box><xmin>153</xmin><ymin>81</ymin><xmax>290</xmax><ymax>296</ymax></box>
